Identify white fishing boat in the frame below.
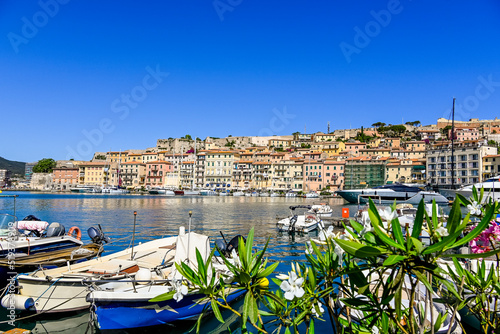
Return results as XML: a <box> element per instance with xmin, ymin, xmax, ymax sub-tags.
<box><xmin>305</xmin><ymin>191</ymin><xmax>319</xmax><ymax>198</ymax></box>
<box><xmin>3</xmin><ymin>234</ymin><xmax>178</xmax><ymax>313</ymax></box>
<box><xmin>259</xmin><ymin>191</ymin><xmax>270</xmax><ymax>197</ymax></box>
<box><xmin>232</xmin><ymin>191</ymin><xmax>245</xmax><ymax>197</ymax></box>
<box><xmin>86</xmin><ymin>232</ymin><xmax>245</xmax><ymax>331</ymax></box>
<box><xmin>270</xmin><ymin>192</ymin><xmax>281</xmax><ymax>197</ymax></box>
<box><xmin>285</xmin><ymin>191</ymin><xmax>297</xmax><ymax>198</ymax></box>
<box><xmin>277</xmin><ymin>205</ymin><xmax>324</xmax><ymax>233</ymax></box>
<box><xmin>200</xmin><ymin>189</ymin><xmax>217</xmax><ymax>196</ymax></box>
<box><xmin>307</xmin><ymin>203</ymin><xmax>333</xmax><ymax>217</ymax></box>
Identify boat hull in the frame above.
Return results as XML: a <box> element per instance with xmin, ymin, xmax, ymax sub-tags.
<box><xmin>92</xmin><ymin>288</ymin><xmax>245</xmax><ymax>330</ymax></box>
<box><xmin>336</xmin><ymin>190</ymin><xmax>449</xmax><ymax>205</ymax></box>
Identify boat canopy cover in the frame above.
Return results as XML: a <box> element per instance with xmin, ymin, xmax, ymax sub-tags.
<box><xmin>170</xmin><ymin>232</ymin><xmax>210</xmax><ymax>280</ymax></box>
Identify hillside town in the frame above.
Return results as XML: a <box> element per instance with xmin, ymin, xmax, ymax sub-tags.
<box><xmin>3</xmin><ymin>117</ymin><xmax>500</xmax><ymax>193</ymax></box>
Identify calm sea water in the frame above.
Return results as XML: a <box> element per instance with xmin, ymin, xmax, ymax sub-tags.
<box><xmin>0</xmin><ymin>192</ymin><xmax>359</xmax><ymax>333</ymax></box>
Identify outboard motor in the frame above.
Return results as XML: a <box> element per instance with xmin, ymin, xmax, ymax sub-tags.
<box><xmin>215</xmin><ymin>239</ymin><xmax>227</xmax><ymax>256</ymax></box>
<box><xmin>46</xmin><ymin>222</ymin><xmax>66</xmax><ymax>237</ymax></box>
<box><xmin>226</xmin><ymin>235</ymin><xmax>246</xmax><ymax>254</ymax></box>
<box><xmin>88</xmin><ymin>225</ymin><xmax>110</xmax><ymax>244</ymax></box>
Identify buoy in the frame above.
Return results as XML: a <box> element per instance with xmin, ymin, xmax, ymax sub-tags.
<box><xmin>68</xmin><ymin>226</ymin><xmax>82</xmax><ymax>240</ymax></box>
<box><xmin>1</xmin><ymin>294</ymin><xmax>34</xmax><ymax>311</ymax></box>
<box><xmin>342</xmin><ymin>208</ymin><xmax>349</xmax><ymax>218</ymax></box>
<box><xmin>135</xmin><ymin>268</ymin><xmax>152</xmax><ymax>284</ymax></box>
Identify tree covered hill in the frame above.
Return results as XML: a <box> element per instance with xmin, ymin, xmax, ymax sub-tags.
<box><xmin>0</xmin><ymin>157</ymin><xmax>26</xmax><ymax>177</ymax></box>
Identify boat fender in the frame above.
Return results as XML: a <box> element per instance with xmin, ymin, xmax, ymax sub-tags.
<box><xmin>1</xmin><ymin>294</ymin><xmax>34</xmax><ymax>311</ymax></box>
<box><xmin>135</xmin><ymin>268</ymin><xmax>152</xmax><ymax>284</ymax></box>
<box><xmin>68</xmin><ymin>226</ymin><xmax>82</xmax><ymax>240</ymax></box>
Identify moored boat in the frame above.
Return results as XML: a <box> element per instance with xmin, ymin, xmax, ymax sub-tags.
<box><xmin>86</xmin><ymin>232</ymin><xmax>245</xmax><ymax>330</ymax></box>
<box><xmin>277</xmin><ymin>205</ymin><xmax>324</xmax><ymax>233</ymax></box>
<box><xmin>307</xmin><ymin>203</ymin><xmax>333</xmax><ymax>217</ymax></box>
<box><xmin>336</xmin><ymin>184</ymin><xmax>449</xmax><ymax>205</ymax></box>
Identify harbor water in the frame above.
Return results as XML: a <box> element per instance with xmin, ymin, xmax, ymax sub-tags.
<box><xmin>0</xmin><ymin>192</ymin><xmax>361</xmax><ymax>333</ymax></box>
<box><xmin>0</xmin><ymin>192</ymin><xmax>465</xmax><ymax>333</ymax></box>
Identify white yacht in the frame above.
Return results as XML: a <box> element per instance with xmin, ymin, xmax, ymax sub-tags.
<box><xmin>336</xmin><ymin>184</ymin><xmax>449</xmax><ymax>205</ymax></box>
<box><xmin>440</xmin><ymin>175</ymin><xmax>500</xmax><ymax>203</ymax></box>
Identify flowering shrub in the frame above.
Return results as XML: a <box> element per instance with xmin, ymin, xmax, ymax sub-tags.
<box><xmin>470</xmin><ymin>221</ymin><xmax>500</xmax><ymax>253</ymax></box>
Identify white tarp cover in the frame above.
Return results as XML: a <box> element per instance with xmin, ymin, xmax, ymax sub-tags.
<box><xmin>171</xmin><ymin>232</ymin><xmax>210</xmax><ymax>280</ymax></box>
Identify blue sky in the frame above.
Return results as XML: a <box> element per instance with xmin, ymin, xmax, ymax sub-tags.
<box><xmin>1</xmin><ymin>1</ymin><xmax>499</xmax><ymax>162</ymax></box>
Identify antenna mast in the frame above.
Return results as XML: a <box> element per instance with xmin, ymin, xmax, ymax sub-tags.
<box><xmin>451</xmin><ymin>98</ymin><xmax>456</xmax><ymax>189</ymax></box>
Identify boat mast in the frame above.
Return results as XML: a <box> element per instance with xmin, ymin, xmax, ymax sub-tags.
<box><xmin>451</xmin><ymin>98</ymin><xmax>455</xmax><ymax>189</ymax></box>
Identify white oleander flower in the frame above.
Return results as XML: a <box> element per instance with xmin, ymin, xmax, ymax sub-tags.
<box><xmin>230</xmin><ymin>249</ymin><xmax>241</xmax><ymax>269</ymax></box>
<box><xmin>360</xmin><ymin>220</ymin><xmax>374</xmax><ymax>236</ymax></box>
<box><xmin>172</xmin><ymin>280</ymin><xmax>188</xmax><ymax>302</ymax></box>
<box><xmin>467</xmin><ymin>201</ymin><xmax>482</xmax><ymax>216</ymax></box>
<box><xmin>379</xmin><ymin>207</ymin><xmax>397</xmax><ymax>222</ymax></box>
<box><xmin>280</xmin><ymin>271</ymin><xmax>305</xmax><ymax>300</ymax></box>
<box><xmin>372</xmin><ymin>326</ymin><xmax>380</xmax><ymax>334</ymax></box>
<box><xmin>319</xmin><ymin>226</ymin><xmax>336</xmax><ymax>241</ymax></box>
<box><xmin>311</xmin><ymin>301</ymin><xmax>324</xmax><ymax>317</ymax></box>
<box><xmin>435</xmin><ymin>225</ymin><xmax>449</xmax><ymax>238</ymax></box>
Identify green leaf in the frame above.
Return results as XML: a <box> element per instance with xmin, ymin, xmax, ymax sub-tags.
<box><xmin>410</xmin><ymin>200</ymin><xmax>425</xmax><ymax>239</ymax></box>
<box><xmin>412</xmin><ymin>270</ymin><xmax>433</xmax><ymax>293</ymax></box>
<box><xmin>309</xmin><ymin>318</ymin><xmax>315</xmax><ymax>333</ymax></box>
<box><xmin>149</xmin><ymin>290</ymin><xmax>175</xmax><ymax>302</ymax></box>
<box><xmin>248</xmin><ymin>293</ymin><xmax>259</xmax><ymax>325</ymax></box>
<box><xmin>391</xmin><ymin>217</ymin><xmax>405</xmax><ymax>247</ymax></box>
<box><xmin>455</xmin><ymin>193</ymin><xmax>471</xmax><ymax>207</ymax></box>
<box><xmin>211</xmin><ymin>299</ymin><xmax>224</xmax><ymax>323</ymax></box>
<box><xmin>451</xmin><ymin>204</ymin><xmax>495</xmax><ymax>248</ymax></box>
<box><xmin>349</xmin><ymin>220</ymin><xmax>364</xmax><ymax>234</ymax></box>
<box><xmin>421</xmin><ymin>230</ymin><xmax>462</xmax><ymax>255</ymax></box>
<box><xmin>383</xmin><ymin>255</ymin><xmax>407</xmax><ymax>266</ymax></box>
<box><xmin>195</xmin><ymin>248</ymin><xmax>207</xmax><ymax>285</ymax></box>
<box><xmin>368</xmin><ymin>200</ymin><xmax>406</xmax><ymax>251</ymax></box>
<box><xmin>446</xmin><ymin>248</ymin><xmax>500</xmax><ymax>259</ymax></box>
<box><xmin>258</xmin><ymin>262</ymin><xmax>279</xmax><ymax>279</ymax></box>
<box><xmin>334</xmin><ymin>238</ymin><xmax>387</xmax><ymax>258</ymax></box>
<box><xmin>447</xmin><ymin>198</ymin><xmax>462</xmax><ymax>235</ymax></box>
<box><xmin>245</xmin><ymin>228</ymin><xmax>255</xmax><ymax>269</ymax></box>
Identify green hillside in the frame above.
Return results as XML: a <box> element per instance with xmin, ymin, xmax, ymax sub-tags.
<box><xmin>0</xmin><ymin>157</ymin><xmax>26</xmax><ymax>177</ymax></box>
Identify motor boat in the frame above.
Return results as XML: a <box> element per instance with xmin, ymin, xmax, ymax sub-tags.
<box><xmin>102</xmin><ymin>186</ymin><xmax>129</xmax><ymax>194</ymax></box>
<box><xmin>305</xmin><ymin>191</ymin><xmax>319</xmax><ymax>198</ymax></box>
<box><xmin>232</xmin><ymin>191</ymin><xmax>245</xmax><ymax>197</ymax></box>
<box><xmin>70</xmin><ymin>185</ymin><xmax>101</xmax><ymax>193</ymax></box>
<box><xmin>148</xmin><ymin>187</ymin><xmax>175</xmax><ymax>196</ymax></box>
<box><xmin>200</xmin><ymin>189</ymin><xmax>217</xmax><ymax>196</ymax></box>
<box><xmin>307</xmin><ymin>203</ymin><xmax>333</xmax><ymax>217</ymax></box>
<box><xmin>336</xmin><ymin>184</ymin><xmax>449</xmax><ymax>205</ymax></box>
<box><xmin>440</xmin><ymin>175</ymin><xmax>500</xmax><ymax>203</ymax></box>
<box><xmin>3</xmin><ymin>233</ymin><xmax>178</xmax><ymax>313</ymax></box>
<box><xmin>285</xmin><ymin>191</ymin><xmax>297</xmax><ymax>198</ymax></box>
<box><xmin>277</xmin><ymin>205</ymin><xmax>325</xmax><ymax>233</ymax></box>
<box><xmin>86</xmin><ymin>232</ymin><xmax>245</xmax><ymax>331</ymax></box>
<box><xmin>0</xmin><ymin>214</ymin><xmax>106</xmax><ymax>285</ymax></box>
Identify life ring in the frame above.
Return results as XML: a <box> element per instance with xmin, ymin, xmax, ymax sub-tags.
<box><xmin>306</xmin><ymin>215</ymin><xmax>316</xmax><ymax>220</ymax></box>
<box><xmin>68</xmin><ymin>226</ymin><xmax>82</xmax><ymax>240</ymax></box>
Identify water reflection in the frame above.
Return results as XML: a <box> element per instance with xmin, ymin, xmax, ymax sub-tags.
<box><xmin>0</xmin><ymin>192</ymin><xmax>360</xmax><ymax>333</ymax></box>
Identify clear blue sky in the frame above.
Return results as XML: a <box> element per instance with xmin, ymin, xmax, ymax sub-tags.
<box><xmin>1</xmin><ymin>1</ymin><xmax>499</xmax><ymax>162</ymax></box>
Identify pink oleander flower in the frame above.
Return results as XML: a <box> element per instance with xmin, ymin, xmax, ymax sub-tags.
<box><xmin>470</xmin><ymin>221</ymin><xmax>500</xmax><ymax>254</ymax></box>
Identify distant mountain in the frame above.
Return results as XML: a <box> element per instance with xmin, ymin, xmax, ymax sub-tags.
<box><xmin>0</xmin><ymin>157</ymin><xmax>26</xmax><ymax>177</ymax></box>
